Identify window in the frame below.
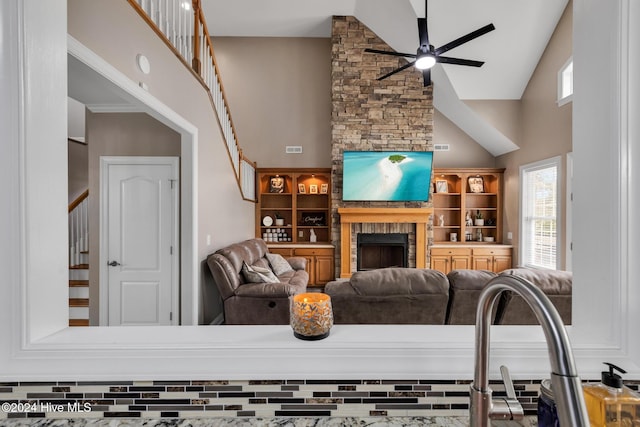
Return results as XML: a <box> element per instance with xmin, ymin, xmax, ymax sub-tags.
<box><xmin>557</xmin><ymin>57</ymin><xmax>573</xmax><ymax>106</ymax></box>
<box><xmin>520</xmin><ymin>157</ymin><xmax>561</xmax><ymax>269</ymax></box>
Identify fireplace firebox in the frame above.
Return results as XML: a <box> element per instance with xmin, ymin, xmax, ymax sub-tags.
<box><xmin>356</xmin><ymin>233</ymin><xmax>409</xmax><ymax>271</ymax></box>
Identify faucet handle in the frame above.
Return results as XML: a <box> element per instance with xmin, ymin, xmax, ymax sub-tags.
<box><xmin>500</xmin><ymin>365</ymin><xmax>517</xmax><ymax>400</ymax></box>
<box><xmin>493</xmin><ymin>365</ymin><xmax>524</xmax><ymax>421</ymax></box>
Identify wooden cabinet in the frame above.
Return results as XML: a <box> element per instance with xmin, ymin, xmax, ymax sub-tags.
<box><xmin>471</xmin><ymin>247</ymin><xmax>512</xmax><ymax>273</ymax></box>
<box><xmin>294</xmin><ymin>247</ymin><xmax>334</xmax><ymax>286</ymax></box>
<box><xmin>432</xmin><ymin>168</ymin><xmax>504</xmax><ymax>244</ymax></box>
<box><xmin>431</xmin><ymin>245</ymin><xmax>512</xmax><ymax>274</ymax></box>
<box><xmin>431</xmin><ymin>247</ymin><xmax>472</xmax><ymax>274</ymax></box>
<box><xmin>269</xmin><ymin>246</ymin><xmax>335</xmax><ymax>287</ymax></box>
<box><xmin>256</xmin><ymin>168</ymin><xmax>331</xmax><ymax>244</ymax></box>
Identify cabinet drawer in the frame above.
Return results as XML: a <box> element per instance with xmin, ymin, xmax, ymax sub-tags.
<box><xmin>431</xmin><ymin>247</ymin><xmax>471</xmax><ymax>256</ymax></box>
<box><xmin>268</xmin><ymin>247</ymin><xmax>295</xmax><ymax>257</ymax></box>
<box><xmin>472</xmin><ymin>247</ymin><xmax>511</xmax><ymax>256</ymax></box>
<box><xmin>294</xmin><ymin>248</ymin><xmax>334</xmax><ymax>256</ymax></box>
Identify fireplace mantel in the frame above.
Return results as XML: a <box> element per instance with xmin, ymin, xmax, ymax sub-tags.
<box><xmin>337</xmin><ymin>207</ymin><xmax>434</xmax><ymax>278</ymax></box>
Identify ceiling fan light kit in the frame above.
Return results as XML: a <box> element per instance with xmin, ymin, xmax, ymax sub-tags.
<box><xmin>365</xmin><ymin>0</ymin><xmax>495</xmax><ymax>87</ymax></box>
<box><xmin>415</xmin><ymin>54</ymin><xmax>436</xmax><ymax>70</ymax></box>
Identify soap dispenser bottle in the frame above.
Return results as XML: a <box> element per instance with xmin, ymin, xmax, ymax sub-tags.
<box><xmin>582</xmin><ymin>362</ymin><xmax>640</xmax><ymax>427</ymax></box>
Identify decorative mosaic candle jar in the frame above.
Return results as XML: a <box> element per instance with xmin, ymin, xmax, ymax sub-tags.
<box><xmin>290</xmin><ymin>293</ymin><xmax>333</xmax><ymax>340</ymax></box>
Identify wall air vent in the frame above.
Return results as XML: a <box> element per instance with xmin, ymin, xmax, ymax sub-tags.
<box><xmin>285</xmin><ymin>146</ymin><xmax>303</xmax><ymax>154</ymax></box>
<box><xmin>434</xmin><ymin>144</ymin><xmax>450</xmax><ymax>151</ymax></box>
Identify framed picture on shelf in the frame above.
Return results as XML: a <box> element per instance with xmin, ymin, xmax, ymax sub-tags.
<box><xmin>435</xmin><ymin>180</ymin><xmax>448</xmax><ymax>193</ymax></box>
<box><xmin>298</xmin><ymin>183</ymin><xmax>306</xmax><ymax>194</ymax></box>
<box><xmin>320</xmin><ymin>183</ymin><xmax>328</xmax><ymax>194</ymax></box>
<box><xmin>300</xmin><ymin>211</ymin><xmax>326</xmax><ymax>226</ymax></box>
<box><xmin>468</xmin><ymin>176</ymin><xmax>484</xmax><ymax>193</ymax></box>
<box><xmin>269</xmin><ymin>176</ymin><xmax>285</xmax><ymax>193</ymax></box>
<box><xmin>309</xmin><ymin>184</ymin><xmax>318</xmax><ymax>194</ymax></box>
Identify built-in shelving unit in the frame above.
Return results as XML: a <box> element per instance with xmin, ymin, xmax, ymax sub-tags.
<box><xmin>256</xmin><ymin>168</ymin><xmax>334</xmax><ymax>286</ymax></box>
<box><xmin>432</xmin><ymin>168</ymin><xmax>505</xmax><ymax>244</ymax></box>
<box><xmin>256</xmin><ymin>168</ymin><xmax>331</xmax><ymax>244</ymax></box>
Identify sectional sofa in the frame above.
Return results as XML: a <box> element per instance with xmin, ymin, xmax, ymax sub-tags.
<box><xmin>206</xmin><ymin>239</ymin><xmax>572</xmax><ymax>326</ymax></box>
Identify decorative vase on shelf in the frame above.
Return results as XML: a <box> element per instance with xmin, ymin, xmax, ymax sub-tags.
<box><xmin>309</xmin><ymin>229</ymin><xmax>317</xmax><ymax>243</ymax></box>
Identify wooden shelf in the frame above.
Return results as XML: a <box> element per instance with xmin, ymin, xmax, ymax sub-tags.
<box><xmin>432</xmin><ymin>168</ymin><xmax>505</xmax><ymax>244</ymax></box>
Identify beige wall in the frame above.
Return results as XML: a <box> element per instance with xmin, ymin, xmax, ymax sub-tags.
<box><xmin>432</xmin><ymin>109</ymin><xmax>496</xmax><ymax>168</ymax></box>
<box><xmin>463</xmin><ymin>100</ymin><xmax>522</xmax><ymax>145</ymax></box>
<box><xmin>86</xmin><ymin>112</ymin><xmax>180</xmax><ymax>324</ymax></box>
<box><xmin>495</xmin><ymin>0</ymin><xmax>573</xmax><ymax>268</ymax></box>
<box><xmin>212</xmin><ymin>36</ymin><xmax>501</xmax><ymax>171</ymax></box>
<box><xmin>213</xmin><ymin>37</ymin><xmax>332</xmax><ymax>168</ymax></box>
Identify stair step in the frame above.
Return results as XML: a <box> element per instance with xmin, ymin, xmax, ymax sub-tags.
<box><xmin>69</xmin><ymin>319</ymin><xmax>89</xmax><ymax>327</ymax></box>
<box><xmin>69</xmin><ymin>279</ymin><xmax>88</xmax><ymax>287</ymax></box>
<box><xmin>69</xmin><ymin>298</ymin><xmax>89</xmax><ymax>307</ymax></box>
<box><xmin>70</xmin><ymin>264</ymin><xmax>89</xmax><ymax>270</ymax></box>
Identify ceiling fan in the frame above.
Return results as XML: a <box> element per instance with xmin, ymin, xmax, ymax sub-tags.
<box><xmin>364</xmin><ymin>0</ymin><xmax>495</xmax><ymax>87</ymax></box>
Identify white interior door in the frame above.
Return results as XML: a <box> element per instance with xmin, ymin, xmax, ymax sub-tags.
<box><xmin>101</xmin><ymin>157</ymin><xmax>179</xmax><ymax>326</ymax></box>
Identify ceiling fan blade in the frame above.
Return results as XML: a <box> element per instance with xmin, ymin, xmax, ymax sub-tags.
<box><xmin>377</xmin><ymin>61</ymin><xmax>416</xmax><ymax>80</ymax></box>
<box><xmin>365</xmin><ymin>48</ymin><xmax>417</xmax><ymax>58</ymax></box>
<box><xmin>434</xmin><ymin>23</ymin><xmax>495</xmax><ymax>56</ymax></box>
<box><xmin>422</xmin><ymin>68</ymin><xmax>431</xmax><ymax>87</ymax></box>
<box><xmin>436</xmin><ymin>56</ymin><xmax>485</xmax><ymax>67</ymax></box>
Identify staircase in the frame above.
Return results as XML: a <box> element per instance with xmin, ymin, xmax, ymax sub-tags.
<box><xmin>69</xmin><ymin>190</ymin><xmax>90</xmax><ymax>326</ymax></box>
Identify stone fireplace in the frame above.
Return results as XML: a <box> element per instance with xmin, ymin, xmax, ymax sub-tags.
<box><xmin>329</xmin><ymin>16</ymin><xmax>435</xmax><ymax>278</ymax></box>
<box><xmin>336</xmin><ymin>208</ymin><xmax>433</xmax><ymax>278</ymax></box>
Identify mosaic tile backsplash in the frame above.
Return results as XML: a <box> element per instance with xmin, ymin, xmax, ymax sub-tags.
<box><xmin>1</xmin><ymin>378</ymin><xmax>637</xmax><ymax>423</ymax></box>
<box><xmin>0</xmin><ymin>378</ymin><xmax>543</xmax><ymax>420</ymax></box>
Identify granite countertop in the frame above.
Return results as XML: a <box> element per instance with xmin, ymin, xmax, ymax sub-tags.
<box><xmin>2</xmin><ymin>417</ymin><xmax>538</xmax><ymax>426</ymax></box>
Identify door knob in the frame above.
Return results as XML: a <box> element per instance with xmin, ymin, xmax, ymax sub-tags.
<box><xmin>107</xmin><ymin>260</ymin><xmax>121</xmax><ymax>266</ymax></box>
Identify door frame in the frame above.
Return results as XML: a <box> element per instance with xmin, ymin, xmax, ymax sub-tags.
<box><xmin>66</xmin><ymin>35</ymin><xmax>198</xmax><ymax>326</ymax></box>
<box><xmin>99</xmin><ymin>156</ymin><xmax>180</xmax><ymax>326</ymax></box>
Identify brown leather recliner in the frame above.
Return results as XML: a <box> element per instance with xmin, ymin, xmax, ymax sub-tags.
<box><xmin>206</xmin><ymin>239</ymin><xmax>308</xmax><ymax>324</ymax></box>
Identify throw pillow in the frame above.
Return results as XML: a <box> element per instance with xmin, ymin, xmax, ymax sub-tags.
<box><xmin>265</xmin><ymin>252</ymin><xmax>294</xmax><ymax>276</ymax></box>
<box><xmin>241</xmin><ymin>261</ymin><xmax>279</xmax><ymax>284</ymax></box>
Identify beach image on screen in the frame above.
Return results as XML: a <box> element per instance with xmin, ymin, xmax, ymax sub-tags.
<box><xmin>342</xmin><ymin>151</ymin><xmax>433</xmax><ymax>201</ymax></box>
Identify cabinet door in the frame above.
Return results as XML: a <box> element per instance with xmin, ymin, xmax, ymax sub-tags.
<box><xmin>314</xmin><ymin>255</ymin><xmax>334</xmax><ymax>285</ymax></box>
<box><xmin>472</xmin><ymin>256</ymin><xmax>493</xmax><ymax>271</ymax></box>
<box><xmin>492</xmin><ymin>255</ymin><xmax>512</xmax><ymax>272</ymax></box>
<box><xmin>451</xmin><ymin>255</ymin><xmax>471</xmax><ymax>270</ymax></box>
<box><xmin>431</xmin><ymin>256</ymin><xmax>451</xmax><ymax>274</ymax></box>
<box><xmin>299</xmin><ymin>255</ymin><xmax>315</xmax><ymax>285</ymax></box>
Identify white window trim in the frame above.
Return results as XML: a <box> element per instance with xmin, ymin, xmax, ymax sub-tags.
<box><xmin>557</xmin><ymin>56</ymin><xmax>573</xmax><ymax>106</ymax></box>
<box><xmin>519</xmin><ymin>156</ymin><xmax>562</xmax><ymax>270</ymax></box>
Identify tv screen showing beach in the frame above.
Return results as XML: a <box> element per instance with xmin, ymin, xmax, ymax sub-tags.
<box><xmin>342</xmin><ymin>151</ymin><xmax>433</xmax><ymax>201</ymax></box>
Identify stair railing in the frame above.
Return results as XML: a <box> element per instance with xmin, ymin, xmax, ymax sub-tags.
<box><xmin>68</xmin><ymin>190</ymin><xmax>89</xmax><ymax>267</ymax></box>
<box><xmin>127</xmin><ymin>0</ymin><xmax>257</xmax><ymax>202</ymax></box>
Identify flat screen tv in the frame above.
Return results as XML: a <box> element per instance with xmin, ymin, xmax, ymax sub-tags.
<box><xmin>342</xmin><ymin>151</ymin><xmax>433</xmax><ymax>201</ymax></box>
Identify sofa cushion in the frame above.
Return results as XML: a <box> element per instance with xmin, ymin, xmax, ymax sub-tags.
<box><xmin>447</xmin><ymin>269</ymin><xmax>497</xmax><ymax>291</ymax></box>
<box><xmin>349</xmin><ymin>268</ymin><xmax>449</xmax><ymax>296</ymax></box>
<box><xmin>265</xmin><ymin>252</ymin><xmax>294</xmax><ymax>276</ymax></box>
<box><xmin>241</xmin><ymin>262</ymin><xmax>279</xmax><ymax>284</ymax></box>
<box><xmin>500</xmin><ymin>268</ymin><xmax>572</xmax><ymax>295</ymax></box>
<box><xmin>445</xmin><ymin>269</ymin><xmax>499</xmax><ymax>325</ymax></box>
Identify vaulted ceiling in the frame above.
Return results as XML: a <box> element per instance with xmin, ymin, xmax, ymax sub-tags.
<box><xmin>202</xmin><ymin>0</ymin><xmax>568</xmax><ymax>100</ymax></box>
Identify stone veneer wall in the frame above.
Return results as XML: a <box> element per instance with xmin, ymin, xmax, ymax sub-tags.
<box><xmin>330</xmin><ymin>16</ymin><xmax>434</xmax><ymax>275</ymax></box>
